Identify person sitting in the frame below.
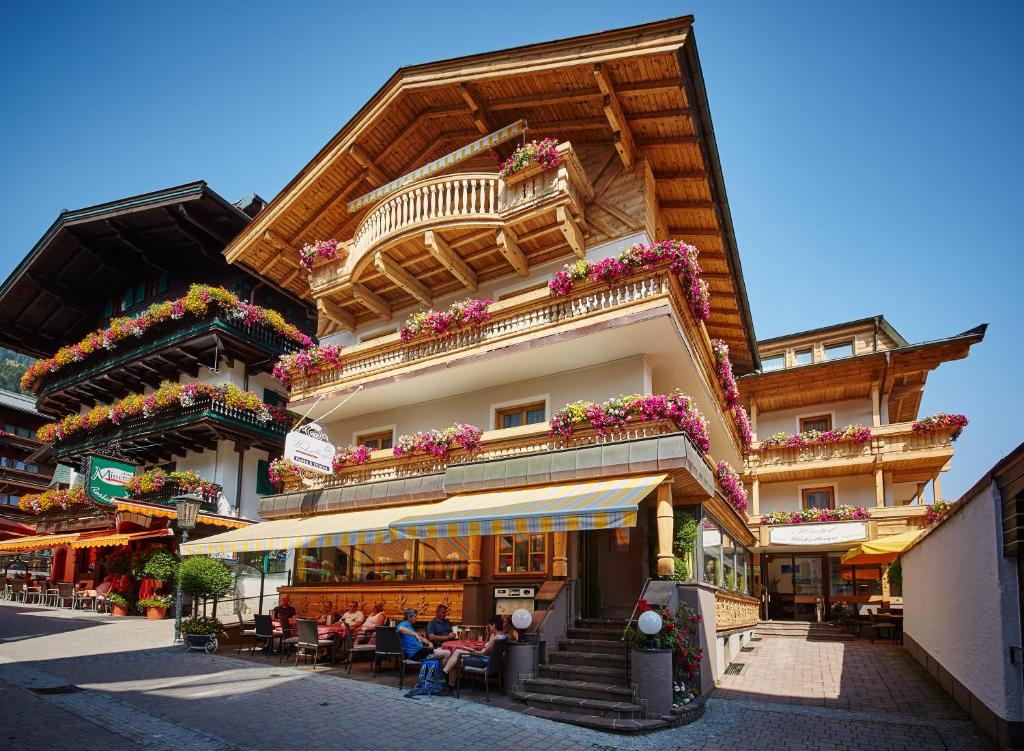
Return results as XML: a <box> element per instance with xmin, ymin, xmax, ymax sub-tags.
<box><xmin>355</xmin><ymin>603</ymin><xmax>387</xmax><ymax>643</ymax></box>
<box><xmin>271</xmin><ymin>594</ymin><xmax>297</xmax><ymax>626</ymax></box>
<box><xmin>442</xmin><ymin>614</ymin><xmax>506</xmax><ymax>683</ymax></box>
<box><xmin>317</xmin><ymin>600</ymin><xmax>341</xmax><ymax>627</ymax></box>
<box><xmin>396</xmin><ymin>608</ymin><xmax>450</xmax><ymax>662</ymax></box>
<box><xmin>340</xmin><ymin>600</ymin><xmax>365</xmax><ymax>631</ymax></box>
<box><xmin>426</xmin><ymin>604</ymin><xmax>455</xmax><ymax>646</ymax></box>
<box><xmin>94</xmin><ymin>575</ymin><xmax>115</xmax><ymax>611</ymax></box>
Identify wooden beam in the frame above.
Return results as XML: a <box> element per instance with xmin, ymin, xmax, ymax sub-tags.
<box><xmin>317</xmin><ymin>298</ymin><xmax>356</xmax><ymax>331</ymax></box>
<box><xmin>593</xmin><ymin>62</ymin><xmax>636</xmax><ymax>171</ymax></box>
<box><xmin>653</xmin><ymin>170</ymin><xmax>707</xmax><ymax>182</ymax></box>
<box><xmin>263</xmin><ymin>230</ymin><xmax>299</xmax><ymax>262</ymax></box>
<box><xmin>495</xmin><ymin>229</ymin><xmax>529</xmax><ymax>277</ymax></box>
<box><xmin>374</xmin><ymin>252</ymin><xmax>431</xmax><ymax>307</ymax></box>
<box><xmin>458</xmin><ymin>83</ymin><xmax>494</xmax><ymax>136</ymax></box>
<box><xmin>593</xmin><ymin>199</ymin><xmax>642</xmax><ymax>231</ymax></box>
<box><xmin>668</xmin><ymin>227</ymin><xmax>723</xmax><ymax>238</ymax></box>
<box><xmin>349</xmin><ymin>145</ymin><xmax>388</xmax><ymax>186</ymax></box>
<box><xmin>556</xmin><ymin>206</ymin><xmax>585</xmax><ymax>259</ymax></box>
<box><xmin>637</xmin><ymin>136</ymin><xmax>700</xmax><ymax>148</ymax></box>
<box><xmin>659</xmin><ymin>200</ymin><xmax>715</xmax><ymax>210</ymax></box>
<box><xmin>290</xmin><ymin>168</ymin><xmax>369</xmax><ymax>242</ymax></box>
<box><xmin>351</xmin><ymin>282</ymin><xmax>392</xmax><ymax>319</ymax></box>
<box><xmin>627</xmin><ymin>108</ymin><xmax>692</xmax><ymax>123</ymax></box>
<box><xmin>424</xmin><ymin>231</ymin><xmax>477</xmax><ymax>292</ymax></box>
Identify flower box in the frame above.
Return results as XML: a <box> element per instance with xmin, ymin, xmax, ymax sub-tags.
<box><xmin>183</xmin><ymin>633</ymin><xmax>219</xmax><ymax>653</ymax></box>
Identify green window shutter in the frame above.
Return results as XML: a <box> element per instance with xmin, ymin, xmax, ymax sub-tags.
<box><xmin>256</xmin><ymin>459</ymin><xmax>274</xmax><ymax>495</ymax></box>
<box><xmin>263</xmin><ymin>389</ymin><xmax>281</xmax><ymax>407</ymax></box>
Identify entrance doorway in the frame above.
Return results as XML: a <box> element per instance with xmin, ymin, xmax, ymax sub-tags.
<box><xmin>764</xmin><ymin>553</ymin><xmax>825</xmax><ymax>621</ymax></box>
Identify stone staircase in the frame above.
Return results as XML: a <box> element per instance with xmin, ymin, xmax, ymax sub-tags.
<box><xmin>513</xmin><ymin>618</ymin><xmax>670</xmax><ymax>732</ymax></box>
<box><xmin>756</xmin><ymin>620</ymin><xmax>855</xmax><ymax>641</ymax></box>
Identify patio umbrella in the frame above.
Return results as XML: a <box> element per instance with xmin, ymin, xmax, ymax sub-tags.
<box><xmin>841</xmin><ymin>529</ymin><xmax>923</xmax><ymax>565</ymax></box>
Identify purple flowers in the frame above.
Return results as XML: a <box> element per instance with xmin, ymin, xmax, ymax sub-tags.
<box><xmin>399</xmin><ymin>299</ymin><xmax>493</xmax><ymax>343</ymax></box>
<box><xmin>715</xmin><ymin>460</ymin><xmax>748</xmax><ymax>515</ymax></box>
<box><xmin>392</xmin><ymin>423</ymin><xmax>484</xmax><ymax>459</ymax></box>
<box><xmin>272</xmin><ymin>343</ymin><xmax>344</xmax><ymax>385</ymax></box>
<box><xmin>498</xmin><ymin>138</ymin><xmax>562</xmax><ymax>179</ymax></box>
<box><xmin>759</xmin><ymin>424</ymin><xmax>873</xmax><ymax>451</ymax></box>
<box><xmin>299</xmin><ymin>238</ymin><xmax>342</xmax><ymax>272</ymax></box>
<box><xmin>711</xmin><ymin>340</ymin><xmax>741</xmax><ymax>408</ymax></box>
<box><xmin>732</xmin><ymin>406</ymin><xmax>753</xmax><ymax>450</ymax></box>
<box><xmin>926</xmin><ymin>499</ymin><xmax>956</xmax><ymax>524</ymax></box>
<box><xmin>547</xmin><ymin>240</ymin><xmax>711</xmax><ymax>324</ymax></box>
<box><xmin>760</xmin><ymin>506</ymin><xmax>871</xmax><ymax>526</ymax></box>
<box><xmin>913</xmin><ymin>413</ymin><xmax>969</xmax><ymax>441</ymax></box>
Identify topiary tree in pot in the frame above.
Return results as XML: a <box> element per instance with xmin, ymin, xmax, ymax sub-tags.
<box><xmin>177</xmin><ymin>556</ymin><xmax>233</xmax><ymax>652</ymax></box>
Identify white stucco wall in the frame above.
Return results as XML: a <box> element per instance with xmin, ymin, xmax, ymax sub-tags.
<box><xmin>757</xmin><ymin>398</ymin><xmax>874</xmax><ymax>438</ymax></box>
<box><xmin>758</xmin><ymin>474</ymin><xmax>878</xmax><ymax>514</ymax></box>
<box><xmin>902</xmin><ymin>479</ymin><xmax>1023</xmax><ymax>722</ymax></box>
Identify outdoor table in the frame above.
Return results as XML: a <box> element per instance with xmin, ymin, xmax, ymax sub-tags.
<box><xmin>442</xmin><ymin>639</ymin><xmax>485</xmax><ymax>654</ymax></box>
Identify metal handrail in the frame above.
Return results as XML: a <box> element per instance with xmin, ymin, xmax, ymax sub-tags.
<box><xmin>621</xmin><ymin>577</ymin><xmax>653</xmax><ymax>641</ymax></box>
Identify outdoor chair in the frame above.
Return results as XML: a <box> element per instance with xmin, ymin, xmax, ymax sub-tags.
<box><xmin>253</xmin><ymin>614</ymin><xmax>281</xmax><ymax>655</ymax></box>
<box><xmin>1</xmin><ymin>582</ymin><xmax>11</xmax><ymax>601</ymax></box>
<box><xmin>370</xmin><ymin>626</ymin><xmax>404</xmax><ymax>678</ymax></box>
<box><xmin>290</xmin><ymin>619</ymin><xmax>335</xmax><ymax>670</ymax></box>
<box><xmin>346</xmin><ymin>631</ymin><xmax>378</xmax><ymax>673</ymax></box>
<box><xmin>236</xmin><ymin>612</ymin><xmax>258</xmax><ymax>654</ymax></box>
<box><xmin>73</xmin><ymin>589</ymin><xmax>96</xmax><ymax>611</ymax></box>
<box><xmin>43</xmin><ymin>587</ymin><xmax>61</xmax><ymax>607</ymax></box>
<box><xmin>11</xmin><ymin>582</ymin><xmax>26</xmax><ymax>602</ymax></box>
<box><xmin>457</xmin><ymin>638</ymin><xmax>508</xmax><ymax>702</ymax></box>
<box><xmin>55</xmin><ymin>583</ymin><xmax>75</xmax><ymax>608</ymax></box>
<box><xmin>868</xmin><ymin>612</ymin><xmax>898</xmax><ymax>643</ymax></box>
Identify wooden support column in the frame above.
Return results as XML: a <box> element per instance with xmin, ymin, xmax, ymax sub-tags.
<box><xmin>352</xmin><ymin>282</ymin><xmax>392</xmax><ymax>320</ymax></box>
<box><xmin>556</xmin><ymin>206</ymin><xmax>585</xmax><ymax>258</ymax></box>
<box><xmin>495</xmin><ymin>228</ymin><xmax>529</xmax><ymax>276</ymax></box>
<box><xmin>932</xmin><ymin>472</ymin><xmax>943</xmax><ymax>504</ymax></box>
<box><xmin>656</xmin><ymin>483</ymin><xmax>675</xmax><ymax>578</ymax></box>
<box><xmin>317</xmin><ymin>299</ymin><xmax>356</xmax><ymax>332</ymax></box>
<box><xmin>424</xmin><ymin>231</ymin><xmax>477</xmax><ymax>291</ymax></box>
<box><xmin>467</xmin><ymin>536</ymin><xmax>482</xmax><ymax>579</ymax></box>
<box><xmin>751</xmin><ymin>476</ymin><xmax>760</xmax><ymax>517</ymax></box>
<box><xmin>871</xmin><ymin>383</ymin><xmax>881</xmax><ymax>427</ymax></box>
<box><xmin>552</xmin><ymin>532</ymin><xmax>568</xmax><ymax>579</ymax></box>
<box><xmin>874</xmin><ymin>466</ymin><xmax>885</xmax><ymax>507</ymax></box>
<box><xmin>374</xmin><ymin>252</ymin><xmax>432</xmax><ymax>307</ymax></box>
<box><xmin>593</xmin><ymin>62</ymin><xmax>637</xmax><ymax>170</ymax></box>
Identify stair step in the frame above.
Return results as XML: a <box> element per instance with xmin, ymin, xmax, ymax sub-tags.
<box><xmin>575</xmin><ymin>618</ymin><xmax>629</xmax><ymax>630</ymax></box>
<box><xmin>557</xmin><ymin>638</ymin><xmax>627</xmax><ymax>655</ymax></box>
<box><xmin>520</xmin><ymin>676</ymin><xmax>637</xmax><ymax>703</ymax></box>
<box><xmin>540</xmin><ymin>663</ymin><xmax>627</xmax><ymax>683</ymax></box>
<box><xmin>520</xmin><ymin>706</ymin><xmax>669</xmax><ymax>732</ymax></box>
<box><xmin>568</xmin><ymin>627</ymin><xmax>629</xmax><ymax>640</ymax></box>
<box><xmin>548</xmin><ymin>650</ymin><xmax>626</xmax><ymax>668</ymax></box>
<box><xmin>512</xmin><ymin>690</ymin><xmax>643</xmax><ymax>719</ymax></box>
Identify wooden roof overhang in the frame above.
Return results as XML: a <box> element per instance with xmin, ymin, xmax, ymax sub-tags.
<box><xmin>0</xmin><ymin>182</ymin><xmax>305</xmax><ymax>358</ymax></box>
<box><xmin>739</xmin><ymin>325</ymin><xmax>986</xmax><ymax>420</ymax></box>
<box><xmin>222</xmin><ymin>16</ymin><xmax>758</xmax><ymax>372</ymax></box>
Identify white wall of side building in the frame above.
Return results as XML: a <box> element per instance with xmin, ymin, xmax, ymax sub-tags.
<box><xmin>902</xmin><ymin>479</ymin><xmax>1023</xmax><ymax>724</ymax></box>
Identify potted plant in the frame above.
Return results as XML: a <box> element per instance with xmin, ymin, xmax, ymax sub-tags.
<box><xmin>142</xmin><ymin>550</ymin><xmax>179</xmax><ymax>586</ymax></box>
<box><xmin>179</xmin><ymin>615</ymin><xmax>223</xmax><ymax>653</ymax></box>
<box><xmin>138</xmin><ymin>594</ymin><xmax>172</xmax><ymax>620</ymax></box>
<box><xmin>107</xmin><ymin>592</ymin><xmax>131</xmax><ymax>617</ymax></box>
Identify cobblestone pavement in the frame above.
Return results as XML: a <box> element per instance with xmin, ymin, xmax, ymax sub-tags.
<box><xmin>0</xmin><ymin>603</ymin><xmax>994</xmax><ymax>750</ymax></box>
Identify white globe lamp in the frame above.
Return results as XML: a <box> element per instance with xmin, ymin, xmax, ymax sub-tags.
<box><xmin>637</xmin><ymin>609</ymin><xmax>663</xmax><ymax>649</ymax></box>
<box><xmin>511</xmin><ymin>608</ymin><xmax>533</xmax><ymax>631</ymax></box>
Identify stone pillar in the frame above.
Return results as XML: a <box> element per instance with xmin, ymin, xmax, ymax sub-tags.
<box><xmin>467</xmin><ymin>536</ymin><xmax>482</xmax><ymax>579</ymax></box>
<box><xmin>656</xmin><ymin>483</ymin><xmax>674</xmax><ymax>578</ymax></box>
<box><xmin>552</xmin><ymin>532</ymin><xmax>568</xmax><ymax>578</ymax></box>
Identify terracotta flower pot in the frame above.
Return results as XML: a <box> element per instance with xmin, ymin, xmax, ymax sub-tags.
<box><xmin>111</xmin><ymin>605</ymin><xmax>129</xmax><ymax>617</ymax></box>
<box><xmin>145</xmin><ymin>606</ymin><xmax>166</xmax><ymax>621</ymax></box>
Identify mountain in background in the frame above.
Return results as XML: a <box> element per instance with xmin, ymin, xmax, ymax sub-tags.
<box><xmin>0</xmin><ymin>347</ymin><xmax>34</xmax><ymax>394</ymax></box>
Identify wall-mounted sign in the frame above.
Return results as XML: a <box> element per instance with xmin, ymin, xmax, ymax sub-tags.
<box><xmin>769</xmin><ymin>522</ymin><xmax>868</xmax><ymax>547</ymax></box>
<box><xmin>284</xmin><ymin>427</ymin><xmax>335</xmax><ymax>476</ymax></box>
<box><xmin>87</xmin><ymin>456</ymin><xmax>136</xmax><ymax>505</ymax></box>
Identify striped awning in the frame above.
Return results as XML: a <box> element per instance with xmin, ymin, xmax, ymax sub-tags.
<box><xmin>113</xmin><ymin>500</ymin><xmax>253</xmax><ymax>529</ymax></box>
<box><xmin>70</xmin><ymin>529</ymin><xmax>173</xmax><ymax>549</ymax></box>
<box><xmin>390</xmin><ymin>475</ymin><xmax>666</xmax><ymax>540</ymax></box>
<box><xmin>178</xmin><ymin>505</ymin><xmax>418</xmax><ymax>556</ymax></box>
<box><xmin>0</xmin><ymin>532</ymin><xmax>81</xmax><ymax>552</ymax></box>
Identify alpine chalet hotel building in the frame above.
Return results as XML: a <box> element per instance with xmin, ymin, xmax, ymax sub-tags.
<box><xmin>186</xmin><ymin>17</ymin><xmax>982</xmax><ymax>722</ymax></box>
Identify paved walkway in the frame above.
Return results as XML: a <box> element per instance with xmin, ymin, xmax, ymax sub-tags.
<box><xmin>0</xmin><ymin>603</ymin><xmax>994</xmax><ymax>750</ymax></box>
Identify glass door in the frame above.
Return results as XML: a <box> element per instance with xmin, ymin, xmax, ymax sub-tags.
<box><xmin>792</xmin><ymin>556</ymin><xmax>823</xmax><ymax>621</ymax></box>
<box><xmin>765</xmin><ymin>555</ymin><xmax>795</xmax><ymax>620</ymax></box>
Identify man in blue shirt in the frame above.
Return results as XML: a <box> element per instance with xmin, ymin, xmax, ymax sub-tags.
<box><xmin>397</xmin><ymin>608</ymin><xmax>451</xmax><ymax>661</ymax></box>
<box><xmin>426</xmin><ymin>604</ymin><xmax>456</xmax><ymax>647</ymax></box>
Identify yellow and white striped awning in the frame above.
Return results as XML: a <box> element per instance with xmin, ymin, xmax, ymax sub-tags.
<box><xmin>0</xmin><ymin>532</ymin><xmax>81</xmax><ymax>552</ymax></box>
<box><xmin>70</xmin><ymin>529</ymin><xmax>173</xmax><ymax>549</ymax></box>
<box><xmin>113</xmin><ymin>500</ymin><xmax>253</xmax><ymax>529</ymax></box>
<box><xmin>178</xmin><ymin>504</ymin><xmax>418</xmax><ymax>556</ymax></box>
<box><xmin>390</xmin><ymin>475</ymin><xmax>666</xmax><ymax>540</ymax></box>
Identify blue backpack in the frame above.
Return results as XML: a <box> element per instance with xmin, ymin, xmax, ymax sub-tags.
<box><xmin>405</xmin><ymin>657</ymin><xmax>446</xmax><ymax>698</ymax></box>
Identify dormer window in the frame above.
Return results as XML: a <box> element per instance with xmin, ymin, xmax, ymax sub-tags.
<box><xmin>794</xmin><ymin>349</ymin><xmax>813</xmax><ymax>366</ymax></box>
<box><xmin>824</xmin><ymin>341</ymin><xmax>854</xmax><ymax>360</ymax></box>
<box><xmin>762</xmin><ymin>354</ymin><xmax>784</xmax><ymax>372</ymax></box>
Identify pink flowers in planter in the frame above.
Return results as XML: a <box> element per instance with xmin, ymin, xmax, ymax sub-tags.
<box><xmin>926</xmin><ymin>499</ymin><xmax>956</xmax><ymax>524</ymax></box>
<box><xmin>759</xmin><ymin>424</ymin><xmax>872</xmax><ymax>451</ymax></box>
<box><xmin>299</xmin><ymin>239</ymin><xmax>342</xmax><ymax>272</ymax></box>
<box><xmin>760</xmin><ymin>506</ymin><xmax>871</xmax><ymax>526</ymax></box>
<box><xmin>392</xmin><ymin>424</ymin><xmax>484</xmax><ymax>459</ymax></box>
<box><xmin>268</xmin><ymin>444</ymin><xmax>373</xmax><ymax>488</ymax></box>
<box><xmin>333</xmin><ymin>444</ymin><xmax>372</xmax><ymax>471</ymax></box>
<box><xmin>715</xmin><ymin>460</ymin><xmax>748</xmax><ymax>515</ymax></box>
<box><xmin>711</xmin><ymin>340</ymin><xmax>740</xmax><ymax>408</ymax></box>
<box><xmin>733</xmin><ymin>406</ymin><xmax>753</xmax><ymax>451</ymax></box>
<box><xmin>498</xmin><ymin>138</ymin><xmax>561</xmax><ymax>179</ymax></box>
<box><xmin>18</xmin><ymin>485</ymin><xmax>89</xmax><ymax>514</ymax></box>
<box><xmin>549</xmin><ymin>390</ymin><xmax>711</xmax><ymax>454</ymax></box>
<box><xmin>913</xmin><ymin>413</ymin><xmax>968</xmax><ymax>441</ymax></box>
<box><xmin>399</xmin><ymin>299</ymin><xmax>493</xmax><ymax>343</ymax></box>
<box><xmin>272</xmin><ymin>343</ymin><xmax>344</xmax><ymax>385</ymax></box>
<box><xmin>548</xmin><ymin>240</ymin><xmax>711</xmax><ymax>323</ymax></box>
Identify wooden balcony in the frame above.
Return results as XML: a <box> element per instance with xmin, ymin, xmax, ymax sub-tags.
<box><xmin>307</xmin><ymin>142</ymin><xmax>596</xmax><ymax>312</ymax></box>
<box><xmin>745</xmin><ymin>422</ymin><xmax>956</xmax><ymax>483</ymax></box>
<box><xmin>34</xmin><ymin>310</ymin><xmax>309</xmax><ymax>416</ymax></box>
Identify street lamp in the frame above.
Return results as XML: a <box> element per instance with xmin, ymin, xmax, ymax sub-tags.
<box><xmin>638</xmin><ymin>609</ymin><xmax>664</xmax><ymax>650</ymax></box>
<box><xmin>172</xmin><ymin>492</ymin><xmax>203</xmax><ymax>645</ymax></box>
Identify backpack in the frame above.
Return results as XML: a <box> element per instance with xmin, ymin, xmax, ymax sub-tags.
<box><xmin>404</xmin><ymin>658</ymin><xmax>446</xmax><ymax>698</ymax></box>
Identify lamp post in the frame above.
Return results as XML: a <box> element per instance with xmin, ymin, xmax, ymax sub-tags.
<box><xmin>172</xmin><ymin>492</ymin><xmax>202</xmax><ymax>645</ymax></box>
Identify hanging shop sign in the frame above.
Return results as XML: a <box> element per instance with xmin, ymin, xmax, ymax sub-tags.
<box><xmin>284</xmin><ymin>423</ymin><xmax>335</xmax><ymax>476</ymax></box>
<box><xmin>768</xmin><ymin>521</ymin><xmax>868</xmax><ymax>547</ymax></box>
<box><xmin>86</xmin><ymin>456</ymin><xmax>136</xmax><ymax>504</ymax></box>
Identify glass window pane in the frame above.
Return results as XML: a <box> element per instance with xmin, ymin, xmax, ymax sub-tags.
<box><xmin>702</xmin><ymin>518</ymin><xmax>722</xmax><ymax>586</ymax></box>
<box><xmin>351</xmin><ymin>541</ymin><xmax>414</xmax><ymax>582</ymax></box>
<box><xmin>762</xmin><ymin>355</ymin><xmax>784</xmax><ymax>372</ymax></box>
<box><xmin>417</xmin><ymin>538</ymin><xmax>469</xmax><ymax>581</ymax></box>
<box><xmin>502</xmin><ymin>412</ymin><xmax>522</xmax><ymax>429</ymax></box>
<box><xmin>525</xmin><ymin>407</ymin><xmax>546</xmax><ymax>424</ymax></box>
<box><xmin>829</xmin><ymin>556</ymin><xmax>854</xmax><ymax>597</ymax></box>
<box><xmin>825</xmin><ymin>342</ymin><xmax>854</xmax><ymax>360</ymax></box>
<box><xmin>794</xmin><ymin>349</ymin><xmax>813</xmax><ymax>366</ymax></box>
<box><xmin>723</xmin><ymin>536</ymin><xmax>736</xmax><ymax>590</ymax></box>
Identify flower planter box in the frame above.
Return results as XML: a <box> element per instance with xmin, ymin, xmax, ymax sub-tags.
<box><xmin>145</xmin><ymin>606</ymin><xmax>167</xmax><ymax>621</ymax></box>
<box><xmin>183</xmin><ymin>633</ymin><xmax>219</xmax><ymax>653</ymax></box>
<box><xmin>110</xmin><ymin>605</ymin><xmax>129</xmax><ymax>617</ymax></box>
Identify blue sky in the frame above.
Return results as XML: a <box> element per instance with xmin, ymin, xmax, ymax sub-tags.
<box><xmin>1</xmin><ymin>1</ymin><xmax>1021</xmax><ymax>497</ymax></box>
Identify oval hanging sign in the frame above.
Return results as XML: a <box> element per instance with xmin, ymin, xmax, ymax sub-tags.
<box><xmin>284</xmin><ymin>426</ymin><xmax>335</xmax><ymax>475</ymax></box>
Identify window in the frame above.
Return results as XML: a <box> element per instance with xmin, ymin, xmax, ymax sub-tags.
<box><xmin>794</xmin><ymin>348</ymin><xmax>813</xmax><ymax>366</ymax></box>
<box><xmin>417</xmin><ymin>538</ymin><xmax>470</xmax><ymax>581</ymax></box>
<box><xmin>495</xmin><ymin>401</ymin><xmax>546</xmax><ymax>429</ymax></box>
<box><xmin>761</xmin><ymin>354</ymin><xmax>784</xmax><ymax>372</ymax></box>
<box><xmin>356</xmin><ymin>430</ymin><xmax>393</xmax><ymax>451</ymax></box>
<box><xmin>256</xmin><ymin>459</ymin><xmax>275</xmax><ymax>495</ymax></box>
<box><xmin>723</xmin><ymin>535</ymin><xmax>737</xmax><ymax>590</ymax></box>
<box><xmin>496</xmin><ymin>533</ymin><xmax>546</xmax><ymax>574</ymax></box>
<box><xmin>352</xmin><ymin>540</ymin><xmax>415</xmax><ymax>581</ymax></box>
<box><xmin>802</xmin><ymin>486</ymin><xmax>835</xmax><ymax>510</ymax></box>
<box><xmin>799</xmin><ymin>414</ymin><xmax>832</xmax><ymax>433</ymax></box>
<box><xmin>824</xmin><ymin>341</ymin><xmax>854</xmax><ymax>360</ymax></box>
<box><xmin>102</xmin><ymin>299</ymin><xmax>114</xmax><ymax>318</ymax></box>
<box><xmin>263</xmin><ymin>389</ymin><xmax>283</xmax><ymax>407</ymax></box>
<box><xmin>610</xmin><ymin>527</ymin><xmax>631</xmax><ymax>553</ymax></box>
<box><xmin>829</xmin><ymin>556</ymin><xmax>883</xmax><ymax>598</ymax></box>
<box><xmin>359</xmin><ymin>328</ymin><xmax>397</xmax><ymax>343</ymax></box>
<box><xmin>16</xmin><ymin>426</ymin><xmax>32</xmax><ymax>439</ymax></box>
<box><xmin>701</xmin><ymin>517</ymin><xmax>722</xmax><ymax>586</ymax></box>
<box><xmin>292</xmin><ymin>539</ymin><xmax>469</xmax><ymax>585</ymax></box>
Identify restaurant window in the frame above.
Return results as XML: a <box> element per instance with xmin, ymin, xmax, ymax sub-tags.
<box><xmin>761</xmin><ymin>354</ymin><xmax>784</xmax><ymax>372</ymax></box>
<box><xmin>356</xmin><ymin>430</ymin><xmax>393</xmax><ymax>451</ymax></box>
<box><xmin>256</xmin><ymin>460</ymin><xmax>275</xmax><ymax>495</ymax></box>
<box><xmin>495</xmin><ymin>401</ymin><xmax>546</xmax><ymax>430</ymax></box>
<box><xmin>723</xmin><ymin>535</ymin><xmax>737</xmax><ymax>590</ymax></box>
<box><xmin>799</xmin><ymin>414</ymin><xmax>832</xmax><ymax>433</ymax></box>
<box><xmin>352</xmin><ymin>540</ymin><xmax>414</xmax><ymax>582</ymax></box>
<box><xmin>736</xmin><ymin>550</ymin><xmax>749</xmax><ymax>595</ymax></box>
<box><xmin>802</xmin><ymin>486</ymin><xmax>835</xmax><ymax>510</ymax></box>
<box><xmin>794</xmin><ymin>348</ymin><xmax>813</xmax><ymax>366</ymax></box>
<box><xmin>701</xmin><ymin>517</ymin><xmax>722</xmax><ymax>586</ymax></box>
<box><xmin>829</xmin><ymin>556</ymin><xmax>883</xmax><ymax>598</ymax></box>
<box><xmin>295</xmin><ymin>546</ymin><xmax>350</xmax><ymax>584</ymax></box>
<box><xmin>496</xmin><ymin>533</ymin><xmax>546</xmax><ymax>574</ymax></box>
<box><xmin>824</xmin><ymin>341</ymin><xmax>854</xmax><ymax>361</ymax></box>
<box><xmin>417</xmin><ymin>538</ymin><xmax>470</xmax><ymax>581</ymax></box>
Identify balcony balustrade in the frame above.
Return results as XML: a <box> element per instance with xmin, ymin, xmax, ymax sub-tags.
<box><xmin>127</xmin><ymin>480</ymin><xmax>222</xmax><ymax>511</ymax></box>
